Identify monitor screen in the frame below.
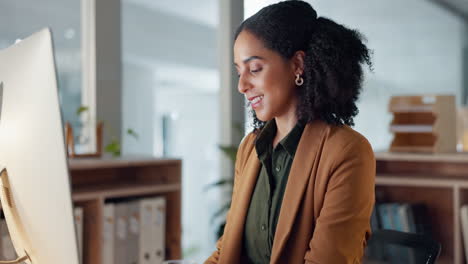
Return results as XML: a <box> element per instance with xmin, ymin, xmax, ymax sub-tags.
<box><xmin>0</xmin><ymin>28</ymin><xmax>80</xmax><ymax>264</ymax></box>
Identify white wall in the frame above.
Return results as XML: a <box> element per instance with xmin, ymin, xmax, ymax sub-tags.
<box><xmin>463</xmin><ymin>24</ymin><xmax>468</xmax><ymax>104</ymax></box>
<box><xmin>0</xmin><ymin>0</ymin><xmax>82</xmax><ymax>128</ymax></box>
<box><xmin>246</xmin><ymin>0</ymin><xmax>465</xmax><ymax>150</ymax></box>
<box><xmin>155</xmin><ymin>89</ymin><xmax>220</xmax><ymax>262</ymax></box>
<box><xmin>312</xmin><ymin>0</ymin><xmax>464</xmax><ymax>150</ymax></box>
<box><xmin>121</xmin><ymin>1</ymin><xmax>217</xmax><ymax>69</ymax></box>
<box><xmin>121</xmin><ymin>1</ymin><xmax>220</xmax><ymax>261</ymax></box>
<box><xmin>122</xmin><ymin>62</ymin><xmax>155</xmax><ymax>155</ymax></box>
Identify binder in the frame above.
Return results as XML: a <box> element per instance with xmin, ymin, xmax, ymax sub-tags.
<box><xmin>139</xmin><ymin>197</ymin><xmax>166</xmax><ymax>264</ymax></box>
<box><xmin>114</xmin><ymin>203</ymin><xmax>129</xmax><ymax>264</ymax></box>
<box><xmin>102</xmin><ymin>203</ymin><xmax>115</xmax><ymax>264</ymax></box>
<box><xmin>127</xmin><ymin>201</ymin><xmax>140</xmax><ymax>264</ymax></box>
<box><xmin>377</xmin><ymin>203</ymin><xmax>393</xmax><ymax>230</ymax></box>
<box><xmin>74</xmin><ymin>207</ymin><xmax>84</xmax><ymax>263</ymax></box>
<box><xmin>151</xmin><ymin>197</ymin><xmax>166</xmax><ymax>264</ymax></box>
<box><xmin>139</xmin><ymin>199</ymin><xmax>154</xmax><ymax>264</ymax></box>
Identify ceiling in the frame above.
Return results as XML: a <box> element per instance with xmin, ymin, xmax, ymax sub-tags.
<box><xmin>429</xmin><ymin>0</ymin><xmax>468</xmax><ymax>21</ymax></box>
<box><xmin>124</xmin><ymin>0</ymin><xmax>218</xmax><ymax>27</ymax></box>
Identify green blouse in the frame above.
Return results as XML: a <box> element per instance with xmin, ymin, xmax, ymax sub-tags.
<box><xmin>243</xmin><ymin>119</ymin><xmax>305</xmax><ymax>264</ymax></box>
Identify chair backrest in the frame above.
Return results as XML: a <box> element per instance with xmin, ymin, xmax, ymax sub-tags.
<box><xmin>365</xmin><ymin>229</ymin><xmax>441</xmax><ymax>264</ymax></box>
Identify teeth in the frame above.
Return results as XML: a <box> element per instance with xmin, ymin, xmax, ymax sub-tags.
<box><xmin>251</xmin><ymin>96</ymin><xmax>263</xmax><ymax>104</ymax></box>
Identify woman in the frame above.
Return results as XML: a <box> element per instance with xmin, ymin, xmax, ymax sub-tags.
<box><xmin>206</xmin><ymin>1</ymin><xmax>375</xmax><ymax>263</ymax></box>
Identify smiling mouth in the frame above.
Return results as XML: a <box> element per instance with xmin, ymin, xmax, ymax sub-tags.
<box><xmin>248</xmin><ymin>95</ymin><xmax>264</xmax><ymax>109</ymax></box>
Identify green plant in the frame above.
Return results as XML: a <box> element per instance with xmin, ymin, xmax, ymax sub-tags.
<box><xmin>104</xmin><ymin>128</ymin><xmax>139</xmax><ymax>157</ymax></box>
<box><xmin>74</xmin><ymin>105</ymin><xmax>138</xmax><ymax>157</ymax></box>
<box><xmin>205</xmin><ymin>122</ymin><xmax>243</xmax><ymax>239</ymax></box>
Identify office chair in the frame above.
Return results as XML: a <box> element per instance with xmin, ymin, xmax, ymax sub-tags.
<box><xmin>365</xmin><ymin>229</ymin><xmax>441</xmax><ymax>264</ymax></box>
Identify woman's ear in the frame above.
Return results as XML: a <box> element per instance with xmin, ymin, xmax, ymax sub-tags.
<box><xmin>292</xmin><ymin>51</ymin><xmax>305</xmax><ymax>75</ymax></box>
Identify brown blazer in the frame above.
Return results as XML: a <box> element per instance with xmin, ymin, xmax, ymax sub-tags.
<box><xmin>205</xmin><ymin>120</ymin><xmax>376</xmax><ymax>264</ymax></box>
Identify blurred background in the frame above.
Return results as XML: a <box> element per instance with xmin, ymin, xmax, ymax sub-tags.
<box><xmin>0</xmin><ymin>0</ymin><xmax>467</xmax><ymax>263</ymax></box>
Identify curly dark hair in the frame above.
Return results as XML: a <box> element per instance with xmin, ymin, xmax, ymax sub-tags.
<box><xmin>235</xmin><ymin>0</ymin><xmax>372</xmax><ymax>130</ymax></box>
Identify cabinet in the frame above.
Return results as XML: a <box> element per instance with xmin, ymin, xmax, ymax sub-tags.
<box><xmin>69</xmin><ymin>157</ymin><xmax>182</xmax><ymax>264</ymax></box>
<box><xmin>375</xmin><ymin>151</ymin><xmax>468</xmax><ymax>264</ymax></box>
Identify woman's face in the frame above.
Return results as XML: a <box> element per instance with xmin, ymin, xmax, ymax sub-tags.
<box><xmin>234</xmin><ymin>30</ymin><xmax>298</xmax><ymax>122</ymax></box>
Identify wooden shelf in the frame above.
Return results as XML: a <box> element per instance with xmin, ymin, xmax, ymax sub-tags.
<box><xmin>375</xmin><ymin>151</ymin><xmax>468</xmax><ymax>179</ymax></box>
<box><xmin>388</xmin><ymin>145</ymin><xmax>435</xmax><ymax>153</ymax></box>
<box><xmin>375</xmin><ymin>151</ymin><xmax>468</xmax><ymax>163</ymax></box>
<box><xmin>69</xmin><ymin>157</ymin><xmax>181</xmax><ymax>170</ymax></box>
<box><xmin>376</xmin><ymin>151</ymin><xmax>468</xmax><ymax>264</ymax></box>
<box><xmin>73</xmin><ymin>183</ymin><xmax>181</xmax><ymax>201</ymax></box>
<box><xmin>69</xmin><ymin>157</ymin><xmax>182</xmax><ymax>264</ymax></box>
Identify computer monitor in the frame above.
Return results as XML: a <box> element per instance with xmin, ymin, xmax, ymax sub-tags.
<box><xmin>0</xmin><ymin>28</ymin><xmax>80</xmax><ymax>264</ymax></box>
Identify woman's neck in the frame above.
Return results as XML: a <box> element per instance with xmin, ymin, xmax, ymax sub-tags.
<box><xmin>274</xmin><ymin>109</ymin><xmax>298</xmax><ymax>144</ymax></box>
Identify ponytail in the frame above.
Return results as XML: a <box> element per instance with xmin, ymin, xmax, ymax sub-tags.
<box><xmin>297</xmin><ymin>17</ymin><xmax>373</xmax><ymax>126</ymax></box>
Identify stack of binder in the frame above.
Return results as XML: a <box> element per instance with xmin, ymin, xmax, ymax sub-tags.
<box><xmin>0</xmin><ymin>197</ymin><xmax>166</xmax><ymax>264</ymax></box>
<box><xmin>102</xmin><ymin>197</ymin><xmax>166</xmax><ymax>264</ymax></box>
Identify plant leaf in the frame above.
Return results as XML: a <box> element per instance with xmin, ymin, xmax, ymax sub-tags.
<box><xmin>104</xmin><ymin>139</ymin><xmax>121</xmax><ymax>157</ymax></box>
<box><xmin>126</xmin><ymin>128</ymin><xmax>139</xmax><ymax>140</ymax></box>
<box><xmin>210</xmin><ymin>202</ymin><xmax>231</xmax><ymax>224</ymax></box>
<box><xmin>183</xmin><ymin>245</ymin><xmax>201</xmax><ymax>258</ymax></box>
<box><xmin>233</xmin><ymin>122</ymin><xmax>243</xmax><ymax>135</ymax></box>
<box><xmin>204</xmin><ymin>179</ymin><xmax>234</xmax><ymax>191</ymax></box>
<box><xmin>76</xmin><ymin>106</ymin><xmax>89</xmax><ymax>116</ymax></box>
<box><xmin>218</xmin><ymin>145</ymin><xmax>238</xmax><ymax>162</ymax></box>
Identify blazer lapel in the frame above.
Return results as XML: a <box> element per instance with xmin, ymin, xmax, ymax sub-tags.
<box><xmin>219</xmin><ymin>144</ymin><xmax>261</xmax><ymax>263</ymax></box>
<box><xmin>270</xmin><ymin>121</ymin><xmax>328</xmax><ymax>263</ymax></box>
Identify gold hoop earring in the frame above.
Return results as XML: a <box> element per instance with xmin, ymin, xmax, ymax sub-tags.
<box><xmin>295</xmin><ymin>74</ymin><xmax>304</xmax><ymax>86</ymax></box>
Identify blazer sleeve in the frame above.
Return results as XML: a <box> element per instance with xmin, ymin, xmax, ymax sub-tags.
<box><xmin>304</xmin><ymin>137</ymin><xmax>376</xmax><ymax>264</ymax></box>
<box><xmin>204</xmin><ymin>133</ymin><xmax>254</xmax><ymax>264</ymax></box>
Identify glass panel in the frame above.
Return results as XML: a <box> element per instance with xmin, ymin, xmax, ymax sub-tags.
<box><xmin>121</xmin><ymin>0</ymin><xmax>220</xmax><ymax>262</ymax></box>
<box><xmin>0</xmin><ymin>0</ymin><xmax>82</xmax><ymax>129</ymax></box>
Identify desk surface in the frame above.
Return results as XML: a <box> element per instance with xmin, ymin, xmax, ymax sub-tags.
<box><xmin>375</xmin><ymin>151</ymin><xmax>468</xmax><ymax>163</ymax></box>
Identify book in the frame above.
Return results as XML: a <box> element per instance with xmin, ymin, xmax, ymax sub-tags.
<box><xmin>151</xmin><ymin>197</ymin><xmax>166</xmax><ymax>264</ymax></box>
<box><xmin>370</xmin><ymin>205</ymin><xmax>380</xmax><ymax>231</ymax></box>
<box><xmin>102</xmin><ymin>203</ymin><xmax>115</xmax><ymax>264</ymax></box>
<box><xmin>127</xmin><ymin>201</ymin><xmax>140</xmax><ymax>264</ymax></box>
<box><xmin>114</xmin><ymin>202</ymin><xmax>129</xmax><ymax>264</ymax></box>
<box><xmin>139</xmin><ymin>199</ymin><xmax>154</xmax><ymax>264</ymax></box>
<box><xmin>139</xmin><ymin>197</ymin><xmax>166</xmax><ymax>264</ymax></box>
